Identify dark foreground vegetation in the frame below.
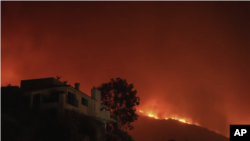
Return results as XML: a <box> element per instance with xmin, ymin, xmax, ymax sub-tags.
<box><xmin>2</xmin><ymin>85</ymin><xmax>134</xmax><ymax>141</ymax></box>
<box><xmin>2</xmin><ymin>110</ymin><xmax>134</xmax><ymax>141</ymax></box>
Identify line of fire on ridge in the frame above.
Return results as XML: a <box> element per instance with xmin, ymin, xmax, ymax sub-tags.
<box><xmin>138</xmin><ymin>110</ymin><xmax>199</xmax><ymax>126</ymax></box>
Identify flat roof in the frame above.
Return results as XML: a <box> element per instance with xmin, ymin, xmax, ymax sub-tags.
<box><xmin>21</xmin><ymin>78</ymin><xmax>97</xmax><ymax>101</ymax></box>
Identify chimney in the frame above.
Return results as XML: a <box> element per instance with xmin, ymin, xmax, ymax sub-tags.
<box><xmin>75</xmin><ymin>83</ymin><xmax>80</xmax><ymax>91</ymax></box>
<box><xmin>91</xmin><ymin>86</ymin><xmax>101</xmax><ymax>102</ymax></box>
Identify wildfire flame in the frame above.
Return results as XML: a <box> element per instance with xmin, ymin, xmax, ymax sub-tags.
<box><xmin>138</xmin><ymin>109</ymin><xmax>199</xmax><ymax>126</ymax></box>
<box><xmin>138</xmin><ymin>110</ymin><xmax>144</xmax><ymax>113</ymax></box>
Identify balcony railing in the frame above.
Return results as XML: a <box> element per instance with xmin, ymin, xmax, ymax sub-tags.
<box><xmin>42</xmin><ymin>91</ymin><xmax>64</xmax><ymax>103</ymax></box>
<box><xmin>42</xmin><ymin>92</ymin><xmax>59</xmax><ymax>103</ymax></box>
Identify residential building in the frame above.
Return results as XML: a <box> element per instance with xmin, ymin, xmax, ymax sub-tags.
<box><xmin>20</xmin><ymin>77</ymin><xmax>118</xmax><ymax>130</ymax></box>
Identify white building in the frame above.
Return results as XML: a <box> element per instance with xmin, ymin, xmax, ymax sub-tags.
<box><xmin>21</xmin><ymin>77</ymin><xmax>118</xmax><ymax>129</ymax></box>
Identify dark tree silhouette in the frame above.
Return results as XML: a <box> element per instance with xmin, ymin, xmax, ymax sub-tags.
<box><xmin>97</xmin><ymin>78</ymin><xmax>140</xmax><ymax>131</ymax></box>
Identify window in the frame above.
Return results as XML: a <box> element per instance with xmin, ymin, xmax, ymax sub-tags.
<box><xmin>42</xmin><ymin>92</ymin><xmax>59</xmax><ymax>103</ymax></box>
<box><xmin>67</xmin><ymin>92</ymin><xmax>78</xmax><ymax>107</ymax></box>
<box><xmin>82</xmin><ymin>97</ymin><xmax>88</xmax><ymax>107</ymax></box>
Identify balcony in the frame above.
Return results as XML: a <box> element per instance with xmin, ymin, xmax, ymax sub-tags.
<box><xmin>42</xmin><ymin>90</ymin><xmax>64</xmax><ymax>103</ymax></box>
<box><xmin>42</xmin><ymin>94</ymin><xmax>58</xmax><ymax>103</ymax></box>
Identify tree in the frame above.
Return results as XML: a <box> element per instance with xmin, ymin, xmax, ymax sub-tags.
<box><xmin>97</xmin><ymin>78</ymin><xmax>140</xmax><ymax>131</ymax></box>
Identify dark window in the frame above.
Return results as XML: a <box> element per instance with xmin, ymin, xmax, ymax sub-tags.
<box><xmin>82</xmin><ymin>97</ymin><xmax>88</xmax><ymax>107</ymax></box>
<box><xmin>42</xmin><ymin>91</ymin><xmax>59</xmax><ymax>103</ymax></box>
<box><xmin>67</xmin><ymin>92</ymin><xmax>78</xmax><ymax>107</ymax></box>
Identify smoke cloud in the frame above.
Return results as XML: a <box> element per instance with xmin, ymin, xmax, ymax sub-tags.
<box><xmin>2</xmin><ymin>1</ymin><xmax>250</xmax><ymax>138</ymax></box>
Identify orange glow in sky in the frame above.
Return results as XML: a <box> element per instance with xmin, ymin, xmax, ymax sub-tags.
<box><xmin>2</xmin><ymin>2</ymin><xmax>249</xmax><ymax>139</ymax></box>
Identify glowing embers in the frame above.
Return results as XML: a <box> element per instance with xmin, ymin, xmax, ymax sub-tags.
<box><xmin>138</xmin><ymin>110</ymin><xmax>158</xmax><ymax>119</ymax></box>
<box><xmin>148</xmin><ymin>114</ymin><xmax>158</xmax><ymax>119</ymax></box>
<box><xmin>138</xmin><ymin>109</ymin><xmax>198</xmax><ymax>125</ymax></box>
<box><xmin>139</xmin><ymin>110</ymin><xmax>144</xmax><ymax>113</ymax></box>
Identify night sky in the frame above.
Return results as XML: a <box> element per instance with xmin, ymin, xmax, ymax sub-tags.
<box><xmin>2</xmin><ymin>1</ymin><xmax>250</xmax><ymax>138</ymax></box>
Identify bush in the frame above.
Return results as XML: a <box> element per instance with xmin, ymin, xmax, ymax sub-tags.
<box><xmin>105</xmin><ymin>132</ymin><xmax>121</xmax><ymax>141</ymax></box>
<box><xmin>115</xmin><ymin>130</ymin><xmax>134</xmax><ymax>141</ymax></box>
<box><xmin>35</xmin><ymin>111</ymin><xmax>106</xmax><ymax>141</ymax></box>
<box><xmin>2</xmin><ymin>111</ymin><xmax>106</xmax><ymax>141</ymax></box>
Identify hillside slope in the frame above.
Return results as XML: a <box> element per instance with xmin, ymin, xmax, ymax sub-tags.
<box><xmin>128</xmin><ymin>115</ymin><xmax>229</xmax><ymax>141</ymax></box>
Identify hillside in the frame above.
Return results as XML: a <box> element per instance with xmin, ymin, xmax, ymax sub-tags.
<box><xmin>128</xmin><ymin>115</ymin><xmax>229</xmax><ymax>141</ymax></box>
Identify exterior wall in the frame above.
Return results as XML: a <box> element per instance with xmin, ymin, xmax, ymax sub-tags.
<box><xmin>20</xmin><ymin>78</ymin><xmax>117</xmax><ymax>125</ymax></box>
<box><xmin>24</xmin><ymin>87</ymin><xmax>66</xmax><ymax>117</ymax></box>
<box><xmin>91</xmin><ymin>88</ymin><xmax>101</xmax><ymax>118</ymax></box>
<box><xmin>87</xmin><ymin>97</ymin><xmax>95</xmax><ymax>117</ymax></box>
<box><xmin>41</xmin><ymin>87</ymin><xmax>65</xmax><ymax>117</ymax></box>
<box><xmin>24</xmin><ymin>86</ymin><xmax>97</xmax><ymax>118</ymax></box>
<box><xmin>100</xmin><ymin>111</ymin><xmax>110</xmax><ymax>121</ymax></box>
<box><xmin>64</xmin><ymin>87</ymin><xmax>90</xmax><ymax>115</ymax></box>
